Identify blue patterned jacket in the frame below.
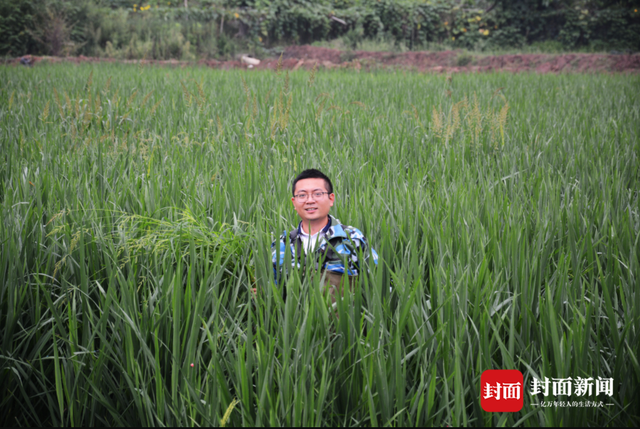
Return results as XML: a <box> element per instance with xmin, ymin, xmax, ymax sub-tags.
<box><xmin>271</xmin><ymin>215</ymin><xmax>378</xmax><ymax>284</ymax></box>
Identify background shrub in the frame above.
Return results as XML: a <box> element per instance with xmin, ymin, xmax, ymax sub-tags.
<box><xmin>1</xmin><ymin>0</ymin><xmax>639</xmax><ymax>59</ymax></box>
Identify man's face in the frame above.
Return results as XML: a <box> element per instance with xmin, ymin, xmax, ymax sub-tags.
<box><xmin>291</xmin><ymin>178</ymin><xmax>335</xmax><ymax>225</ymax></box>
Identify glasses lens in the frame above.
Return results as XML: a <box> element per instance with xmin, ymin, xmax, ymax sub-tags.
<box><xmin>296</xmin><ymin>192</ymin><xmax>326</xmax><ymax>202</ymax></box>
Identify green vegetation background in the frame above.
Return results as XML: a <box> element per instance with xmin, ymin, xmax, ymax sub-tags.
<box><xmin>1</xmin><ymin>63</ymin><xmax>639</xmax><ymax>426</ymax></box>
<box><xmin>1</xmin><ymin>0</ymin><xmax>640</xmax><ymax>59</ymax></box>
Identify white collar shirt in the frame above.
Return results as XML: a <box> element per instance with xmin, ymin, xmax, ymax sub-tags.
<box><xmin>298</xmin><ymin>228</ymin><xmax>326</xmax><ymax>254</ymax></box>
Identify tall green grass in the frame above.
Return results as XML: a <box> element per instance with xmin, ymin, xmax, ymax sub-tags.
<box><xmin>1</xmin><ymin>63</ymin><xmax>638</xmax><ymax>426</ymax></box>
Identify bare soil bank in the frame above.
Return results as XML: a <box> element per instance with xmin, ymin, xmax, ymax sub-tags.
<box><xmin>8</xmin><ymin>45</ymin><xmax>640</xmax><ymax>73</ymax></box>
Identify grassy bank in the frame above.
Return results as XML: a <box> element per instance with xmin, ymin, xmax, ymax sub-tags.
<box><xmin>1</xmin><ymin>63</ymin><xmax>639</xmax><ymax>426</ymax></box>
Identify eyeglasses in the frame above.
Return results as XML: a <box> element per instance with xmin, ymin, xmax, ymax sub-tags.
<box><xmin>294</xmin><ymin>191</ymin><xmax>330</xmax><ymax>202</ymax></box>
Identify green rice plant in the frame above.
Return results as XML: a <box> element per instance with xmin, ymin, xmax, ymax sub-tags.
<box><xmin>0</xmin><ymin>63</ymin><xmax>638</xmax><ymax>427</ymax></box>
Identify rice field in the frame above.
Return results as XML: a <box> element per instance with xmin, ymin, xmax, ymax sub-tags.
<box><xmin>1</xmin><ymin>63</ymin><xmax>639</xmax><ymax>426</ymax></box>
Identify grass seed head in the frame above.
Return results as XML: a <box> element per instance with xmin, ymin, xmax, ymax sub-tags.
<box><xmin>432</xmin><ymin>105</ymin><xmax>443</xmax><ymax>140</ymax></box>
<box><xmin>125</xmin><ymin>89</ymin><xmax>138</xmax><ymax>110</ymax></box>
<box><xmin>8</xmin><ymin>90</ymin><xmax>15</xmax><ymax>111</ymax></box>
<box><xmin>180</xmin><ymin>81</ymin><xmax>192</xmax><ymax>106</ymax></box>
<box><xmin>53</xmin><ymin>87</ymin><xmax>64</xmax><ymax>118</ymax></box>
<box><xmin>40</xmin><ymin>101</ymin><xmax>50</xmax><ymax>122</ymax></box>
<box><xmin>150</xmin><ymin>97</ymin><xmax>163</xmax><ymax>116</ymax></box>
<box><xmin>221</xmin><ymin>398</ymin><xmax>240</xmax><ymax>427</ymax></box>
<box><xmin>141</xmin><ymin>90</ymin><xmax>154</xmax><ymax>107</ymax></box>
<box><xmin>85</xmin><ymin>70</ymin><xmax>93</xmax><ymax>93</ymax></box>
<box><xmin>103</xmin><ymin>76</ymin><xmax>112</xmax><ymax>94</ymax></box>
<box><xmin>308</xmin><ymin>61</ymin><xmax>318</xmax><ymax>87</ymax></box>
<box><xmin>64</xmin><ymin>91</ymin><xmax>71</xmax><ymax>111</ymax></box>
<box><xmin>471</xmin><ymin>92</ymin><xmax>482</xmax><ymax>143</ymax></box>
<box><xmin>498</xmin><ymin>102</ymin><xmax>509</xmax><ymax>146</ymax></box>
<box><xmin>252</xmin><ymin>93</ymin><xmax>258</xmax><ymax>118</ymax></box>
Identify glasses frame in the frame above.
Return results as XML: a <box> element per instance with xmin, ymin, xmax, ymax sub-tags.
<box><xmin>293</xmin><ymin>191</ymin><xmax>331</xmax><ymax>202</ymax></box>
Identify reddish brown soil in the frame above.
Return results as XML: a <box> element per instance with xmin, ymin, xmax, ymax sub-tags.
<box><xmin>7</xmin><ymin>46</ymin><xmax>640</xmax><ymax>73</ymax></box>
<box><xmin>279</xmin><ymin>45</ymin><xmax>640</xmax><ymax>73</ymax></box>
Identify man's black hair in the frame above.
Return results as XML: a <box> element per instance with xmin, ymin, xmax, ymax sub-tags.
<box><xmin>292</xmin><ymin>169</ymin><xmax>334</xmax><ymax>196</ymax></box>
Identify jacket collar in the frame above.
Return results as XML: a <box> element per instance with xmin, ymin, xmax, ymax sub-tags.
<box><xmin>289</xmin><ymin>215</ymin><xmax>349</xmax><ymax>242</ymax></box>
<box><xmin>291</xmin><ymin>215</ymin><xmax>331</xmax><ymax>241</ymax></box>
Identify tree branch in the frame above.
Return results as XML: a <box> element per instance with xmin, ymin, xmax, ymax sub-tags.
<box><xmin>485</xmin><ymin>1</ymin><xmax>499</xmax><ymax>14</ymax></box>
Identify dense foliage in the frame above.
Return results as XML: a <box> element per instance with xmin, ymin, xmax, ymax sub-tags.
<box><xmin>1</xmin><ymin>0</ymin><xmax>639</xmax><ymax>58</ymax></box>
<box><xmin>1</xmin><ymin>63</ymin><xmax>639</xmax><ymax>426</ymax></box>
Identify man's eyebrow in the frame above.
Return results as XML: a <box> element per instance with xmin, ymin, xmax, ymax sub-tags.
<box><xmin>296</xmin><ymin>188</ymin><xmax>326</xmax><ymax>193</ymax></box>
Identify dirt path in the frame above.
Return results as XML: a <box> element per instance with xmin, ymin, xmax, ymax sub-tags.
<box><xmin>7</xmin><ymin>45</ymin><xmax>640</xmax><ymax>73</ymax></box>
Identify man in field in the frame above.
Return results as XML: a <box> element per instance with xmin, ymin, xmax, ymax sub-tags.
<box><xmin>271</xmin><ymin>169</ymin><xmax>378</xmax><ymax>301</ymax></box>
